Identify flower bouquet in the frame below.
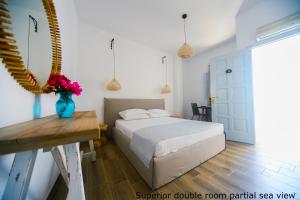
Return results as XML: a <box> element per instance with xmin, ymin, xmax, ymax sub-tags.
<box><xmin>47</xmin><ymin>74</ymin><xmax>82</xmax><ymax>118</ymax></box>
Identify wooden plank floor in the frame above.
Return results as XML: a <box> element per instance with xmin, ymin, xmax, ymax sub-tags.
<box><xmin>48</xmin><ymin>141</ymin><xmax>300</xmax><ymax>200</ymax></box>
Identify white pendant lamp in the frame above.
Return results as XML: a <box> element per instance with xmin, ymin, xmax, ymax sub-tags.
<box><xmin>177</xmin><ymin>13</ymin><xmax>193</xmax><ymax>59</ymax></box>
<box><xmin>106</xmin><ymin>38</ymin><xmax>121</xmax><ymax>91</ymax></box>
<box><xmin>161</xmin><ymin>56</ymin><xmax>171</xmax><ymax>94</ymax></box>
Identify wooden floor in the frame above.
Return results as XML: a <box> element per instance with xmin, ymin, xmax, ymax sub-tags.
<box><xmin>48</xmin><ymin>141</ymin><xmax>300</xmax><ymax>200</ymax></box>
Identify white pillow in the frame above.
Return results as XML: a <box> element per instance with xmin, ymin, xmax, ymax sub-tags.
<box><xmin>121</xmin><ymin>113</ymin><xmax>150</xmax><ymax>121</ymax></box>
<box><xmin>148</xmin><ymin>109</ymin><xmax>168</xmax><ymax>114</ymax></box>
<box><xmin>149</xmin><ymin>113</ymin><xmax>170</xmax><ymax>118</ymax></box>
<box><xmin>119</xmin><ymin>109</ymin><xmax>149</xmax><ymax>119</ymax></box>
<box><xmin>148</xmin><ymin>109</ymin><xmax>170</xmax><ymax>118</ymax></box>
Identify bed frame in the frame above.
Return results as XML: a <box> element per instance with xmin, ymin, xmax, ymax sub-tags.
<box><xmin>104</xmin><ymin>98</ymin><xmax>225</xmax><ymax>189</ymax></box>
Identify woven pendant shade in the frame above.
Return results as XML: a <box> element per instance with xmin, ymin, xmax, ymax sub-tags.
<box><xmin>160</xmin><ymin>56</ymin><xmax>171</xmax><ymax>94</ymax></box>
<box><xmin>161</xmin><ymin>84</ymin><xmax>171</xmax><ymax>94</ymax></box>
<box><xmin>177</xmin><ymin>14</ymin><xmax>193</xmax><ymax>59</ymax></box>
<box><xmin>107</xmin><ymin>38</ymin><xmax>121</xmax><ymax>91</ymax></box>
<box><xmin>177</xmin><ymin>42</ymin><xmax>193</xmax><ymax>58</ymax></box>
<box><xmin>106</xmin><ymin>78</ymin><xmax>121</xmax><ymax>91</ymax></box>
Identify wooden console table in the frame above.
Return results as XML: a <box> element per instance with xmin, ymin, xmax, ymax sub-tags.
<box><xmin>0</xmin><ymin>111</ymin><xmax>99</xmax><ymax>200</ymax></box>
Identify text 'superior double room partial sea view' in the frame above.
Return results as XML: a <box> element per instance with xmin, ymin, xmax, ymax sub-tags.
<box><xmin>1</xmin><ymin>0</ymin><xmax>300</xmax><ymax>200</ymax></box>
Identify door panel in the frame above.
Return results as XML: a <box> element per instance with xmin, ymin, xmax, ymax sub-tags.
<box><xmin>210</xmin><ymin>50</ymin><xmax>255</xmax><ymax>144</ymax></box>
<box><xmin>217</xmin><ymin>104</ymin><xmax>229</xmax><ymax>115</ymax></box>
<box><xmin>232</xmin><ymin>119</ymin><xmax>248</xmax><ymax>132</ymax></box>
<box><xmin>230</xmin><ymin>71</ymin><xmax>246</xmax><ymax>84</ymax></box>
<box><xmin>216</xmin><ymin>74</ymin><xmax>228</xmax><ymax>86</ymax></box>
<box><xmin>216</xmin><ymin>88</ymin><xmax>228</xmax><ymax>103</ymax></box>
<box><xmin>232</xmin><ymin>103</ymin><xmax>247</xmax><ymax>117</ymax></box>
<box><xmin>231</xmin><ymin>87</ymin><xmax>246</xmax><ymax>102</ymax></box>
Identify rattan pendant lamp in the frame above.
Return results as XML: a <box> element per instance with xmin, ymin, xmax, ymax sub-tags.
<box><xmin>177</xmin><ymin>13</ymin><xmax>193</xmax><ymax>59</ymax></box>
<box><xmin>161</xmin><ymin>56</ymin><xmax>171</xmax><ymax>94</ymax></box>
<box><xmin>106</xmin><ymin>38</ymin><xmax>121</xmax><ymax>91</ymax></box>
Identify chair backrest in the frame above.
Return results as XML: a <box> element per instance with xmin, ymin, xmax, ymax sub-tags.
<box><xmin>191</xmin><ymin>103</ymin><xmax>200</xmax><ymax>115</ymax></box>
<box><xmin>199</xmin><ymin>106</ymin><xmax>208</xmax><ymax>115</ymax></box>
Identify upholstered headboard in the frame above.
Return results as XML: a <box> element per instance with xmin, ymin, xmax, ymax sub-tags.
<box><xmin>104</xmin><ymin>98</ymin><xmax>165</xmax><ymax>135</ymax></box>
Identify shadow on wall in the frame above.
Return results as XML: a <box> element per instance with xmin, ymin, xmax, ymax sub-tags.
<box><xmin>183</xmin><ymin>71</ymin><xmax>210</xmax><ymax>119</ymax></box>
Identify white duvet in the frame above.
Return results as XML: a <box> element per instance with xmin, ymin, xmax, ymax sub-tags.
<box><xmin>115</xmin><ymin>117</ymin><xmax>224</xmax><ymax>158</ymax></box>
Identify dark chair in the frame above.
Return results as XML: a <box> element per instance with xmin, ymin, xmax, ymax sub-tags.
<box><xmin>191</xmin><ymin>103</ymin><xmax>210</xmax><ymax>121</ymax></box>
<box><xmin>191</xmin><ymin>103</ymin><xmax>201</xmax><ymax>120</ymax></box>
<box><xmin>198</xmin><ymin>106</ymin><xmax>209</xmax><ymax>121</ymax></box>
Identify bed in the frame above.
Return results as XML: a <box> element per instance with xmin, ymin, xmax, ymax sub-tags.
<box><xmin>104</xmin><ymin>98</ymin><xmax>225</xmax><ymax>189</ymax></box>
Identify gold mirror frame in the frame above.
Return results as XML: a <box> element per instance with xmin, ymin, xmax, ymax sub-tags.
<box><xmin>0</xmin><ymin>0</ymin><xmax>61</xmax><ymax>93</ymax></box>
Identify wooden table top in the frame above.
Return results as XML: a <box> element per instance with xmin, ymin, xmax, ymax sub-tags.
<box><xmin>0</xmin><ymin>111</ymin><xmax>99</xmax><ymax>155</ymax></box>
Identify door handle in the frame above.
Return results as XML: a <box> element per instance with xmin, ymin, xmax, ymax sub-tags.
<box><xmin>210</xmin><ymin>96</ymin><xmax>216</xmax><ymax>105</ymax></box>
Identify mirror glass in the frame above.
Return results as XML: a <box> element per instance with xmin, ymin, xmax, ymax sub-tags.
<box><xmin>8</xmin><ymin>0</ymin><xmax>52</xmax><ymax>85</ymax></box>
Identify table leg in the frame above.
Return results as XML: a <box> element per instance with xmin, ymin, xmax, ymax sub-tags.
<box><xmin>88</xmin><ymin>140</ymin><xmax>96</xmax><ymax>162</ymax></box>
<box><xmin>80</xmin><ymin>140</ymin><xmax>96</xmax><ymax>162</ymax></box>
<box><xmin>64</xmin><ymin>143</ymin><xmax>85</xmax><ymax>200</ymax></box>
<box><xmin>51</xmin><ymin>146</ymin><xmax>69</xmax><ymax>185</ymax></box>
<box><xmin>2</xmin><ymin>150</ymin><xmax>38</xmax><ymax>200</ymax></box>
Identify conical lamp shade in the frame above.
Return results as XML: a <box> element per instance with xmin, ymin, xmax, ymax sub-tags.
<box><xmin>177</xmin><ymin>42</ymin><xmax>193</xmax><ymax>59</ymax></box>
<box><xmin>161</xmin><ymin>84</ymin><xmax>171</xmax><ymax>94</ymax></box>
<box><xmin>106</xmin><ymin>78</ymin><xmax>121</xmax><ymax>91</ymax></box>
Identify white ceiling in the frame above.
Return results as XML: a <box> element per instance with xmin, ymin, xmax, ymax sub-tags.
<box><xmin>74</xmin><ymin>0</ymin><xmax>244</xmax><ymax>54</ymax></box>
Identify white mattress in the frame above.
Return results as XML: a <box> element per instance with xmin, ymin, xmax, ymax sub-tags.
<box><xmin>115</xmin><ymin>117</ymin><xmax>224</xmax><ymax>157</ymax></box>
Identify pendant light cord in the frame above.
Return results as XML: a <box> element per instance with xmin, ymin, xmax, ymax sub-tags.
<box><xmin>27</xmin><ymin>15</ymin><xmax>38</xmax><ymax>69</ymax></box>
<box><xmin>27</xmin><ymin>16</ymin><xmax>31</xmax><ymax>69</ymax></box>
<box><xmin>165</xmin><ymin>59</ymin><xmax>168</xmax><ymax>85</ymax></box>
<box><xmin>162</xmin><ymin>56</ymin><xmax>167</xmax><ymax>85</ymax></box>
<box><xmin>111</xmin><ymin>38</ymin><xmax>116</xmax><ymax>79</ymax></box>
<box><xmin>184</xmin><ymin>18</ymin><xmax>187</xmax><ymax>43</ymax></box>
<box><xmin>113</xmin><ymin>43</ymin><xmax>116</xmax><ymax>79</ymax></box>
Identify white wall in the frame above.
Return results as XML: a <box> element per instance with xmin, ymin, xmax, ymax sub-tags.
<box><xmin>75</xmin><ymin>21</ymin><xmax>178</xmax><ymax>122</ymax></box>
<box><xmin>236</xmin><ymin>0</ymin><xmax>300</xmax><ymax>49</ymax></box>
<box><xmin>182</xmin><ymin>38</ymin><xmax>236</xmax><ymax>118</ymax></box>
<box><xmin>172</xmin><ymin>56</ymin><xmax>183</xmax><ymax>116</ymax></box>
<box><xmin>0</xmin><ymin>0</ymin><xmax>78</xmax><ymax>199</ymax></box>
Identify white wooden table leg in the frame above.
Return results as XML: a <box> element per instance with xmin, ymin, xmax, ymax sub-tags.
<box><xmin>80</xmin><ymin>150</ymin><xmax>84</xmax><ymax>162</ymax></box>
<box><xmin>88</xmin><ymin>140</ymin><xmax>96</xmax><ymax>162</ymax></box>
<box><xmin>81</xmin><ymin>140</ymin><xmax>96</xmax><ymax>162</ymax></box>
<box><xmin>2</xmin><ymin>150</ymin><xmax>38</xmax><ymax>200</ymax></box>
<box><xmin>64</xmin><ymin>143</ymin><xmax>85</xmax><ymax>200</ymax></box>
<box><xmin>51</xmin><ymin>146</ymin><xmax>69</xmax><ymax>185</ymax></box>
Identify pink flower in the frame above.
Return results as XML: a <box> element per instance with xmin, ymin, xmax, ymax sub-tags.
<box><xmin>47</xmin><ymin>73</ymin><xmax>83</xmax><ymax>96</ymax></box>
<box><xmin>61</xmin><ymin>75</ymin><xmax>71</xmax><ymax>83</ymax></box>
<box><xmin>59</xmin><ymin>79</ymin><xmax>69</xmax><ymax>89</ymax></box>
<box><xmin>68</xmin><ymin>82</ymin><xmax>83</xmax><ymax>96</ymax></box>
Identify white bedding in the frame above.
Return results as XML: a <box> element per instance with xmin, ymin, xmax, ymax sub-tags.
<box><xmin>115</xmin><ymin>117</ymin><xmax>224</xmax><ymax>158</ymax></box>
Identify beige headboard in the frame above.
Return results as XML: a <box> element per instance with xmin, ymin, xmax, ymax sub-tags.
<box><xmin>104</xmin><ymin>98</ymin><xmax>165</xmax><ymax>135</ymax></box>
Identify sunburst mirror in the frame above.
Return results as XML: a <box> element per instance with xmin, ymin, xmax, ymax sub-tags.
<box><xmin>0</xmin><ymin>0</ymin><xmax>61</xmax><ymax>93</ymax></box>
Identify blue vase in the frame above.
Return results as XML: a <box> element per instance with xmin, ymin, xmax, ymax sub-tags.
<box><xmin>56</xmin><ymin>92</ymin><xmax>75</xmax><ymax>118</ymax></box>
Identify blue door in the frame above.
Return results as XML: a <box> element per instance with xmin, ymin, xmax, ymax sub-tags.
<box><xmin>210</xmin><ymin>50</ymin><xmax>255</xmax><ymax>144</ymax></box>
